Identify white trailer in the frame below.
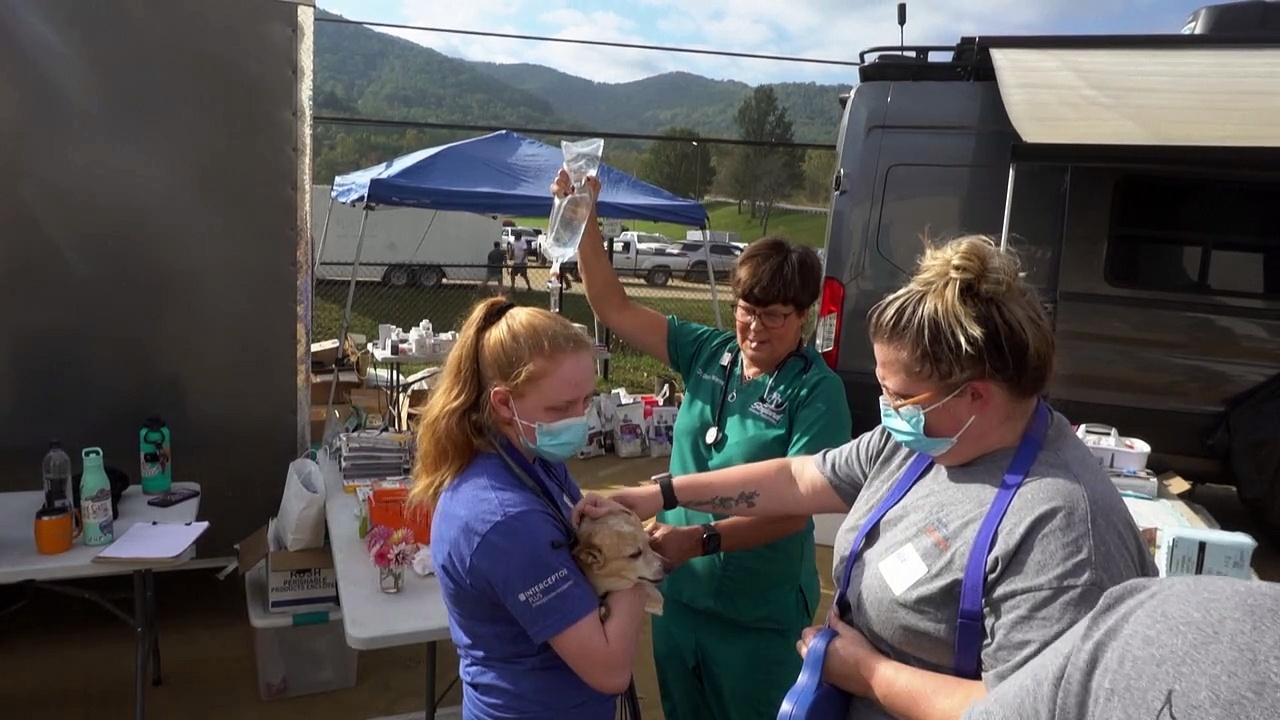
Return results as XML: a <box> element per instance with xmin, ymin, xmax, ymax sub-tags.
<box><xmin>312</xmin><ymin>185</ymin><xmax>502</xmax><ymax>287</ymax></box>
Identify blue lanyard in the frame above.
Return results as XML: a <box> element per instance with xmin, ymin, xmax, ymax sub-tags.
<box><xmin>490</xmin><ymin>437</ymin><xmax>576</xmax><ymax>547</ymax></box>
<box><xmin>832</xmin><ymin>401</ymin><xmax>1052</xmax><ymax>679</ymax></box>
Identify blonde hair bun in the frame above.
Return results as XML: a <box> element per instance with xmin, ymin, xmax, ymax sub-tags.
<box><xmin>868</xmin><ymin>234</ymin><xmax>1053</xmax><ymax>398</ymax></box>
<box><xmin>913</xmin><ymin>235</ymin><xmax>1019</xmax><ymax>300</ymax></box>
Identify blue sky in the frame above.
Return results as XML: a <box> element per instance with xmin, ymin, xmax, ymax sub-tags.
<box><xmin>317</xmin><ymin>0</ymin><xmax>1214</xmax><ymax>85</ymax></box>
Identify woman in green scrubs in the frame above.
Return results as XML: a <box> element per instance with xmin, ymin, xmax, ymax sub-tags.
<box><xmin>556</xmin><ymin>172</ymin><xmax>852</xmax><ymax>719</ymax></box>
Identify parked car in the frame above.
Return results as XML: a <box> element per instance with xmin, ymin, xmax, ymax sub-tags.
<box><xmin>675</xmin><ymin>240</ymin><xmax>741</xmax><ymax>282</ymax></box>
<box><xmin>617</xmin><ymin>230</ymin><xmax>674</xmax><ymax>250</ymax></box>
<box><xmin>815</xmin><ymin>1</ymin><xmax>1280</xmax><ymax>527</ymax></box>
<box><xmin>561</xmin><ymin>237</ymin><xmax>691</xmax><ymax>287</ymax></box>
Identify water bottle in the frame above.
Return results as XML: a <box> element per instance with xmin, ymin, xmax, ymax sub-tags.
<box><xmin>140</xmin><ymin>417</ymin><xmax>172</xmax><ymax>495</ymax></box>
<box><xmin>41</xmin><ymin>440</ymin><xmax>74</xmax><ymax>512</ymax></box>
<box><xmin>80</xmin><ymin>448</ymin><xmax>114</xmax><ymax>546</ymax></box>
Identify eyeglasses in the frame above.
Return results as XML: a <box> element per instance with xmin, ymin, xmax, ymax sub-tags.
<box><xmin>882</xmin><ymin>383</ymin><xmax>968</xmax><ymax>412</ymax></box>
<box><xmin>734</xmin><ymin>303</ymin><xmax>794</xmax><ymax>330</ymax></box>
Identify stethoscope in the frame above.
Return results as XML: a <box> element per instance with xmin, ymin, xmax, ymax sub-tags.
<box><xmin>704</xmin><ymin>347</ymin><xmax>814</xmax><ymax>446</ymax></box>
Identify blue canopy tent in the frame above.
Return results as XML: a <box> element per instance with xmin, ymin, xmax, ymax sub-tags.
<box><xmin>314</xmin><ymin>131</ymin><xmax>720</xmax><ymax>417</ymax></box>
<box><xmin>328</xmin><ymin>130</ymin><xmax>708</xmax><ymax>226</ymax></box>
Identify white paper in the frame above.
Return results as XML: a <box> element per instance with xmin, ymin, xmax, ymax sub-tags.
<box><xmin>96</xmin><ymin>521</ymin><xmax>209</xmax><ymax>560</ymax></box>
<box><xmin>878</xmin><ymin>542</ymin><xmax>928</xmax><ymax>596</ymax></box>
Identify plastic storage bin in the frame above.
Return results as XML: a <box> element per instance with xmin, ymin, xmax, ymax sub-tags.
<box><xmin>245</xmin><ymin>564</ymin><xmax>357</xmax><ymax>700</ymax></box>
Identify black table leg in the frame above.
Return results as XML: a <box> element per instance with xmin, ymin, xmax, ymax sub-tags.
<box><xmin>132</xmin><ymin>570</ymin><xmax>148</xmax><ymax>720</ymax></box>
<box><xmin>145</xmin><ymin>570</ymin><xmax>161</xmax><ymax>686</ymax></box>
<box><xmin>425</xmin><ymin>641</ymin><xmax>437</xmax><ymax>720</ymax></box>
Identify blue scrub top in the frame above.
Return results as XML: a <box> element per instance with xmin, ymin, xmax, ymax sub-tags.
<box><xmin>431</xmin><ymin>441</ymin><xmax>613</xmax><ymax>720</ymax></box>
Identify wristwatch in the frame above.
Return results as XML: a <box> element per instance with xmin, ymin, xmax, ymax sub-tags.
<box><xmin>700</xmin><ymin>523</ymin><xmax>721</xmax><ymax>556</ymax></box>
<box><xmin>654</xmin><ymin>472</ymin><xmax>678</xmax><ymax>511</ymax></box>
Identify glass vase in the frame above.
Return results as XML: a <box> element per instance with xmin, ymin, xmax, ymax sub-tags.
<box><xmin>379</xmin><ymin>565</ymin><xmax>404</xmax><ymax>594</ymax></box>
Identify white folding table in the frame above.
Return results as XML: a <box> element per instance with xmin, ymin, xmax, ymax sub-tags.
<box><xmin>321</xmin><ymin>453</ymin><xmax>458</xmax><ymax>719</ymax></box>
<box><xmin>0</xmin><ymin>482</ymin><xmax>202</xmax><ymax>720</ymax></box>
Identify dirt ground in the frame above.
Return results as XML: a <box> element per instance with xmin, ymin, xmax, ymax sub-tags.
<box><xmin>0</xmin><ymin>454</ymin><xmax>1273</xmax><ymax>720</ymax></box>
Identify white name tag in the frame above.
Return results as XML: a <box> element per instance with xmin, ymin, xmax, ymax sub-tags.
<box><xmin>878</xmin><ymin>542</ymin><xmax>929</xmax><ymax>597</ymax></box>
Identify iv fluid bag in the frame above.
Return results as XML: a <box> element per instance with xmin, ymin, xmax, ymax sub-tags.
<box><xmin>545</xmin><ymin>138</ymin><xmax>604</xmax><ymax>273</ymax></box>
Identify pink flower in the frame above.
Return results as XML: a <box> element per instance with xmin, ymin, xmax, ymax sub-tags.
<box><xmin>366</xmin><ymin>525</ymin><xmax>392</xmax><ymax>554</ymax></box>
<box><xmin>371</xmin><ymin>542</ymin><xmax>393</xmax><ymax>569</ymax></box>
<box><xmin>366</xmin><ymin>524</ymin><xmax>421</xmax><ymax>569</ymax></box>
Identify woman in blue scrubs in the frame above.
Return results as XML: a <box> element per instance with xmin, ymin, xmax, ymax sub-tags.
<box><xmin>413</xmin><ymin>297</ymin><xmax>647</xmax><ymax>720</ymax></box>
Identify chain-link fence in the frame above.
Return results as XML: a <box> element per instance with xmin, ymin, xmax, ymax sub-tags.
<box><xmin>313</xmin><ymin>260</ymin><xmax>728</xmax><ymax>392</ymax></box>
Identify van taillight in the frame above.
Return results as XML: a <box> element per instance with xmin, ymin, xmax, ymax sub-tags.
<box><xmin>816</xmin><ymin>277</ymin><xmax>844</xmax><ymax>369</ymax></box>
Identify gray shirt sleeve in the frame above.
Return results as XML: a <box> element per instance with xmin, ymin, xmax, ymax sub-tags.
<box><xmin>967</xmin><ymin>576</ymin><xmax>1280</xmax><ymax>720</ymax></box>
<box><xmin>813</xmin><ymin>427</ymin><xmax>893</xmax><ymax>507</ymax></box>
<box><xmin>963</xmin><ymin>621</ymin><xmax>1080</xmax><ymax>720</ymax></box>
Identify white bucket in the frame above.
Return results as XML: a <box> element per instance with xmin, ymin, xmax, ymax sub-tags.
<box><xmin>1076</xmin><ymin>423</ymin><xmax>1151</xmax><ymax>473</ymax></box>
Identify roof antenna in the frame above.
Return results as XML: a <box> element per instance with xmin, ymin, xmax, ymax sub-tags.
<box><xmin>898</xmin><ymin>2</ymin><xmax>907</xmax><ymax>54</ymax></box>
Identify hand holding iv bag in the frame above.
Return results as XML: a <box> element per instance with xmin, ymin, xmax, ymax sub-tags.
<box><xmin>545</xmin><ymin>138</ymin><xmax>604</xmax><ymax>275</ymax></box>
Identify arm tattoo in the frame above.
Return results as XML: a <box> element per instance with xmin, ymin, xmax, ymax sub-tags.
<box><xmin>686</xmin><ymin>490</ymin><xmax>760</xmax><ymax>511</ymax></box>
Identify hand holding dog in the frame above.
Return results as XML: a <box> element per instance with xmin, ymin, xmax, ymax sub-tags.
<box><xmin>574</xmin><ymin>487</ymin><xmax>662</xmax><ymax>525</ymax></box>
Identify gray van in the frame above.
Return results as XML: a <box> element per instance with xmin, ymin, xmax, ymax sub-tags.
<box><xmin>816</xmin><ymin>1</ymin><xmax>1280</xmax><ymax>528</ymax></box>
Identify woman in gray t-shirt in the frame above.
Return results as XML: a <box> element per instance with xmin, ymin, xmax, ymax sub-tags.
<box><xmin>587</xmin><ymin>236</ymin><xmax>1157</xmax><ymax>720</ymax></box>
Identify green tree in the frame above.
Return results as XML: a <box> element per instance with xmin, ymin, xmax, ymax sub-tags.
<box><xmin>732</xmin><ymin>87</ymin><xmax>804</xmax><ymax>233</ymax></box>
<box><xmin>638</xmin><ymin>127</ymin><xmax>716</xmax><ymax>200</ymax></box>
<box><xmin>802</xmin><ymin>149</ymin><xmax>837</xmax><ymax>205</ymax></box>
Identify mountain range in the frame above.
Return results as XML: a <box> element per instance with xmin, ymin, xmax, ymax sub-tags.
<box><xmin>314</xmin><ymin>11</ymin><xmax>849</xmax><ymax>148</ymax></box>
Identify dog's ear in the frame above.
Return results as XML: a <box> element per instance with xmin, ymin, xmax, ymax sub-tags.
<box><xmin>574</xmin><ymin>542</ymin><xmax>605</xmax><ymax>570</ymax></box>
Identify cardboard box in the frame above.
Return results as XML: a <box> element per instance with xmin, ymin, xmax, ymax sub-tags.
<box><xmin>309</xmin><ymin>406</ymin><xmax>355</xmax><ymax>444</ymax></box>
<box><xmin>576</xmin><ymin>397</ymin><xmax>606</xmax><ymax>460</ymax></box>
<box><xmin>310</xmin><ymin>339</ymin><xmax>343</xmax><ymax>367</ymax></box>
<box><xmin>348</xmin><ymin>388</ymin><xmax>385</xmax><ymax>414</ymax></box>
<box><xmin>1155</xmin><ymin>526</ymin><xmax>1257</xmax><ymax>579</ymax></box>
<box><xmin>311</xmin><ymin>370</ymin><xmax>362</xmax><ymax>407</ymax></box>
<box><xmin>238</xmin><ymin>520</ymin><xmax>338</xmax><ymax>614</ymax></box>
<box><xmin>614</xmin><ymin>401</ymin><xmax>647</xmax><ymax>458</ymax></box>
<box><xmin>1158</xmin><ymin>472</ymin><xmax>1193</xmax><ymax>498</ymax></box>
<box><xmin>648</xmin><ymin>406</ymin><xmax>677</xmax><ymax>458</ymax></box>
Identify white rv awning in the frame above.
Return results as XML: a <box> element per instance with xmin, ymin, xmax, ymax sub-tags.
<box><xmin>990</xmin><ymin>47</ymin><xmax>1280</xmax><ymax>147</ymax></box>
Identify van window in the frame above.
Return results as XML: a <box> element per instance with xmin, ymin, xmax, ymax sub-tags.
<box><xmin>1106</xmin><ymin>175</ymin><xmax>1280</xmax><ymax>298</ymax></box>
<box><xmin>876</xmin><ymin>164</ymin><xmax>1008</xmax><ymax>276</ymax></box>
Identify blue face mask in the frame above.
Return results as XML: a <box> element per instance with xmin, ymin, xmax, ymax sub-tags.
<box><xmin>513</xmin><ymin>404</ymin><xmax>589</xmax><ymax>462</ymax></box>
<box><xmin>879</xmin><ymin>385</ymin><xmax>976</xmax><ymax>457</ymax></box>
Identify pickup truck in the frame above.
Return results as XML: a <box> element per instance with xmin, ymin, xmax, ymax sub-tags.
<box><xmin>562</xmin><ymin>237</ymin><xmax>691</xmax><ymax>286</ymax></box>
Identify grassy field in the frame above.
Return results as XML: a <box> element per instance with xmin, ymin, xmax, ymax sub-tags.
<box><xmin>513</xmin><ymin>200</ymin><xmax>828</xmax><ymax>248</ymax></box>
<box><xmin>312</xmin><ymin>279</ymin><xmax>723</xmax><ymax>392</ymax></box>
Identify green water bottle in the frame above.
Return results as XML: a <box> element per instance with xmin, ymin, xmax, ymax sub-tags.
<box><xmin>140</xmin><ymin>417</ymin><xmax>172</xmax><ymax>495</ymax></box>
<box><xmin>80</xmin><ymin>448</ymin><xmax>114</xmax><ymax>546</ymax></box>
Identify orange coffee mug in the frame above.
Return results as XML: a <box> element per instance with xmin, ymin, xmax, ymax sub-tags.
<box><xmin>34</xmin><ymin>507</ymin><xmax>81</xmax><ymax>555</ymax></box>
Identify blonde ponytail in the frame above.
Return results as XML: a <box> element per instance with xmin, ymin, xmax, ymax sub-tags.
<box><xmin>410</xmin><ymin>298</ymin><xmax>592</xmax><ymax>507</ymax></box>
<box><xmin>868</xmin><ymin>235</ymin><xmax>1053</xmax><ymax>397</ymax></box>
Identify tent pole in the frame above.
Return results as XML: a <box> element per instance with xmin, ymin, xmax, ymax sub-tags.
<box><xmin>600</xmin><ymin>232</ymin><xmax>616</xmax><ymax>381</ymax></box>
<box><xmin>702</xmin><ymin>224</ymin><xmax>723</xmax><ymax>329</ymax></box>
<box><xmin>313</xmin><ymin>193</ymin><xmax>335</xmax><ymax>274</ymax></box>
<box><xmin>323</xmin><ymin>204</ymin><xmax>371</xmax><ymax>440</ymax></box>
<box><xmin>1000</xmin><ymin>163</ymin><xmax>1016</xmax><ymax>252</ymax></box>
